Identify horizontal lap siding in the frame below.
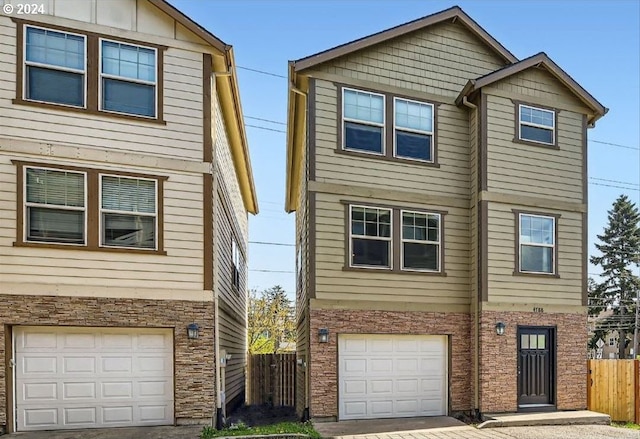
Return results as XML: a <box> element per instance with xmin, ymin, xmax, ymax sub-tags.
<box><xmin>0</xmin><ymin>17</ymin><xmax>203</xmax><ymax>160</ymax></box>
<box><xmin>314</xmin><ymin>192</ymin><xmax>470</xmax><ymax>305</ymax></box>
<box><xmin>0</xmin><ymin>157</ymin><xmax>204</xmax><ymax>293</ymax></box>
<box><xmin>314</xmin><ymin>80</ymin><xmax>471</xmax><ymax>198</ymax></box>
<box><xmin>219</xmin><ymin>307</ymin><xmax>246</xmax><ymax>408</ymax></box>
<box><xmin>486</xmin><ymin>92</ymin><xmax>584</xmax><ymax>202</ymax></box>
<box><xmin>487</xmin><ymin>203</ymin><xmax>583</xmax><ymax>305</ymax></box>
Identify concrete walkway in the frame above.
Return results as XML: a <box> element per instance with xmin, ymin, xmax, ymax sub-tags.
<box><xmin>478</xmin><ymin>410</ymin><xmax>611</xmax><ymax>428</ymax></box>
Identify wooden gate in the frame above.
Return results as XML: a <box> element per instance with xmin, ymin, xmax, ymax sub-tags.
<box><xmin>587</xmin><ymin>359</ymin><xmax>640</xmax><ymax>423</ymax></box>
<box><xmin>247</xmin><ymin>353</ymin><xmax>296</xmax><ymax>406</ymax></box>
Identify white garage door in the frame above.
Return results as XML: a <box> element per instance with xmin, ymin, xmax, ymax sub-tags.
<box><xmin>14</xmin><ymin>326</ymin><xmax>174</xmax><ymax>431</ymax></box>
<box><xmin>339</xmin><ymin>334</ymin><xmax>447</xmax><ymax>420</ymax></box>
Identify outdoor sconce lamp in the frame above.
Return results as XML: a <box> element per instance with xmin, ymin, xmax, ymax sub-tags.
<box><xmin>187</xmin><ymin>323</ymin><xmax>200</xmax><ymax>339</ymax></box>
<box><xmin>495</xmin><ymin>322</ymin><xmax>506</xmax><ymax>336</ymax></box>
<box><xmin>318</xmin><ymin>328</ymin><xmax>329</xmax><ymax>343</ymax></box>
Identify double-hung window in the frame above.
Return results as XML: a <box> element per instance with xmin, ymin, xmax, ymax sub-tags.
<box><xmin>350</xmin><ymin>205</ymin><xmax>391</xmax><ymax>268</ymax></box>
<box><xmin>518</xmin><ymin>104</ymin><xmax>555</xmax><ymax>145</ymax></box>
<box><xmin>232</xmin><ymin>238</ymin><xmax>243</xmax><ymax>290</ymax></box>
<box><xmin>401</xmin><ymin>211</ymin><xmax>440</xmax><ymax>271</ymax></box>
<box><xmin>394</xmin><ymin>98</ymin><xmax>434</xmax><ymax>161</ymax></box>
<box><xmin>342</xmin><ymin>88</ymin><xmax>385</xmax><ymax>154</ymax></box>
<box><xmin>100</xmin><ymin>175</ymin><xmax>157</xmax><ymax>249</ymax></box>
<box><xmin>100</xmin><ymin>40</ymin><xmax>157</xmax><ymax>117</ymax></box>
<box><xmin>24</xmin><ymin>26</ymin><xmax>86</xmax><ymax>107</ymax></box>
<box><xmin>519</xmin><ymin>213</ymin><xmax>556</xmax><ymax>274</ymax></box>
<box><xmin>25</xmin><ymin>167</ymin><xmax>86</xmax><ymax>244</ymax></box>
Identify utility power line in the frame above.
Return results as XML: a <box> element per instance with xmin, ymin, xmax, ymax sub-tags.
<box><xmin>250</xmin><ymin>269</ymin><xmax>295</xmax><ymax>273</ymax></box>
<box><xmin>237</xmin><ymin>65</ymin><xmax>287</xmax><ymax>79</ymax></box>
<box><xmin>246</xmin><ymin>124</ymin><xmax>286</xmax><ymax>134</ymax></box>
<box><xmin>249</xmin><ymin>241</ymin><xmax>295</xmax><ymax>247</ymax></box>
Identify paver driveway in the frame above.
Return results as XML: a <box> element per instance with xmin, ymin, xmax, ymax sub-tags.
<box><xmin>5</xmin><ymin>425</ymin><xmax>202</xmax><ymax>439</ymax></box>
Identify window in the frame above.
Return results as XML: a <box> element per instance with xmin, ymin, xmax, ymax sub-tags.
<box><xmin>25</xmin><ymin>166</ymin><xmax>86</xmax><ymax>244</ymax></box>
<box><xmin>519</xmin><ymin>104</ymin><xmax>555</xmax><ymax>145</ymax></box>
<box><xmin>100</xmin><ymin>40</ymin><xmax>157</xmax><ymax>117</ymax></box>
<box><xmin>609</xmin><ymin>337</ymin><xmax>615</xmax><ymax>347</ymax></box>
<box><xmin>15</xmin><ymin>162</ymin><xmax>165</xmax><ymax>253</ymax></box>
<box><xmin>394</xmin><ymin>98</ymin><xmax>434</xmax><ymax>161</ymax></box>
<box><xmin>519</xmin><ymin>213</ymin><xmax>556</xmax><ymax>274</ymax></box>
<box><xmin>350</xmin><ymin>205</ymin><xmax>391</xmax><ymax>268</ymax></box>
<box><xmin>25</xmin><ymin>26</ymin><xmax>86</xmax><ymax>107</ymax></box>
<box><xmin>401</xmin><ymin>211</ymin><xmax>440</xmax><ymax>271</ymax></box>
<box><xmin>342</xmin><ymin>88</ymin><xmax>385</xmax><ymax>154</ymax></box>
<box><xmin>232</xmin><ymin>238</ymin><xmax>243</xmax><ymax>290</ymax></box>
<box><xmin>100</xmin><ymin>175</ymin><xmax>157</xmax><ymax>249</ymax></box>
<box><xmin>16</xmin><ymin>22</ymin><xmax>164</xmax><ymax>122</ymax></box>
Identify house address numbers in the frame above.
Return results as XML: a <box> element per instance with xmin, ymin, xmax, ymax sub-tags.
<box><xmin>533</xmin><ymin>307</ymin><xmax>544</xmax><ymax>313</ymax></box>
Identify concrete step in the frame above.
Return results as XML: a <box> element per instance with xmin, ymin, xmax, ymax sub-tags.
<box><xmin>477</xmin><ymin>410</ymin><xmax>611</xmax><ymax>429</ymax></box>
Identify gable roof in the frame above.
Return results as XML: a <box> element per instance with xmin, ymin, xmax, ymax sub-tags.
<box><xmin>455</xmin><ymin>52</ymin><xmax>607</xmax><ymax>125</ymax></box>
<box><xmin>292</xmin><ymin>5</ymin><xmax>518</xmax><ymax>72</ymax></box>
<box><xmin>149</xmin><ymin>0</ymin><xmax>258</xmax><ymax>214</ymax></box>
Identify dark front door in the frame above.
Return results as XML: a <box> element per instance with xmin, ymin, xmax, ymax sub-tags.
<box><xmin>517</xmin><ymin>327</ymin><xmax>555</xmax><ymax>408</ymax></box>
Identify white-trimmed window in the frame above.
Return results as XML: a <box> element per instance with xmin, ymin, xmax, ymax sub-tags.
<box><xmin>519</xmin><ymin>104</ymin><xmax>555</xmax><ymax>145</ymax></box>
<box><xmin>24</xmin><ymin>26</ymin><xmax>86</xmax><ymax>107</ymax></box>
<box><xmin>342</xmin><ymin>88</ymin><xmax>385</xmax><ymax>154</ymax></box>
<box><xmin>25</xmin><ymin>167</ymin><xmax>86</xmax><ymax>244</ymax></box>
<box><xmin>401</xmin><ymin>210</ymin><xmax>440</xmax><ymax>271</ymax></box>
<box><xmin>232</xmin><ymin>237</ymin><xmax>243</xmax><ymax>290</ymax></box>
<box><xmin>519</xmin><ymin>213</ymin><xmax>555</xmax><ymax>274</ymax></box>
<box><xmin>100</xmin><ymin>175</ymin><xmax>157</xmax><ymax>249</ymax></box>
<box><xmin>394</xmin><ymin>98</ymin><xmax>434</xmax><ymax>161</ymax></box>
<box><xmin>609</xmin><ymin>337</ymin><xmax>615</xmax><ymax>347</ymax></box>
<box><xmin>350</xmin><ymin>205</ymin><xmax>391</xmax><ymax>268</ymax></box>
<box><xmin>100</xmin><ymin>39</ymin><xmax>157</xmax><ymax>117</ymax></box>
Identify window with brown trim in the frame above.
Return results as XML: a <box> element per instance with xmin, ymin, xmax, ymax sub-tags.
<box><xmin>512</xmin><ymin>100</ymin><xmax>558</xmax><ymax>148</ymax></box>
<box><xmin>513</xmin><ymin>210</ymin><xmax>560</xmax><ymax>277</ymax></box>
<box><xmin>14</xmin><ymin>161</ymin><xmax>166</xmax><ymax>254</ymax></box>
<box><xmin>232</xmin><ymin>236</ymin><xmax>243</xmax><ymax>291</ymax></box>
<box><xmin>14</xmin><ymin>19</ymin><xmax>165</xmax><ymax>123</ymax></box>
<box><xmin>346</xmin><ymin>203</ymin><xmax>445</xmax><ymax>274</ymax></box>
<box><xmin>337</xmin><ymin>84</ymin><xmax>439</xmax><ymax>167</ymax></box>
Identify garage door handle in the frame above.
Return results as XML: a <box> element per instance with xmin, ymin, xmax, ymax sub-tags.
<box><xmin>9</xmin><ymin>358</ymin><xmax>15</xmax><ymax>368</ymax></box>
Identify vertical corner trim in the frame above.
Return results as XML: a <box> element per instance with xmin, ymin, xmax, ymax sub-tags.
<box><xmin>479</xmin><ymin>91</ymin><xmax>488</xmax><ymax>193</ymax></box>
<box><xmin>308</xmin><ymin>78</ymin><xmax>316</xmax><ymax>181</ymax></box>
<box><xmin>582</xmin><ymin>211</ymin><xmax>588</xmax><ymax>306</ymax></box>
<box><xmin>203</xmin><ymin>173</ymin><xmax>214</xmax><ymax>291</ymax></box>
<box><xmin>479</xmin><ymin>200</ymin><xmax>489</xmax><ymax>303</ymax></box>
<box><xmin>309</xmin><ymin>191</ymin><xmax>317</xmax><ymax>300</ymax></box>
<box><xmin>203</xmin><ymin>53</ymin><xmax>213</xmax><ymax>164</ymax></box>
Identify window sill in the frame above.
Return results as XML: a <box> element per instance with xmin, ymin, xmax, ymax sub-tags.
<box><xmin>512</xmin><ymin>270</ymin><xmax>560</xmax><ymax>279</ymax></box>
<box><xmin>343</xmin><ymin>266</ymin><xmax>447</xmax><ymax>276</ymax></box>
<box><xmin>12</xmin><ymin>98</ymin><xmax>166</xmax><ymax>125</ymax></box>
<box><xmin>14</xmin><ymin>241</ymin><xmax>167</xmax><ymax>255</ymax></box>
<box><xmin>512</xmin><ymin>137</ymin><xmax>558</xmax><ymax>150</ymax></box>
<box><xmin>335</xmin><ymin>148</ymin><xmax>440</xmax><ymax>168</ymax></box>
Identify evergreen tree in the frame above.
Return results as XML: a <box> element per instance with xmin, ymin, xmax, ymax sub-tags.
<box><xmin>589</xmin><ymin>195</ymin><xmax>640</xmax><ymax>359</ymax></box>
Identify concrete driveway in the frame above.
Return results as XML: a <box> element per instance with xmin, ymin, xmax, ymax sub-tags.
<box><xmin>5</xmin><ymin>425</ymin><xmax>202</xmax><ymax>439</ymax></box>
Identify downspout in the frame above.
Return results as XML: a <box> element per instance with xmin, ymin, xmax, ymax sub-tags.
<box><xmin>461</xmin><ymin>95</ymin><xmax>480</xmax><ymax>416</ymax></box>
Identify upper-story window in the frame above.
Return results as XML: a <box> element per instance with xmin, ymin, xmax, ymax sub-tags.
<box><xmin>401</xmin><ymin>210</ymin><xmax>440</xmax><ymax>271</ymax></box>
<box><xmin>350</xmin><ymin>205</ymin><xmax>392</xmax><ymax>268</ymax></box>
<box><xmin>340</xmin><ymin>85</ymin><xmax>438</xmax><ymax>165</ymax></box>
<box><xmin>518</xmin><ymin>213</ymin><xmax>556</xmax><ymax>274</ymax></box>
<box><xmin>100</xmin><ymin>40</ymin><xmax>157</xmax><ymax>117</ymax></box>
<box><xmin>100</xmin><ymin>175</ymin><xmax>157</xmax><ymax>249</ymax></box>
<box><xmin>232</xmin><ymin>238</ymin><xmax>243</xmax><ymax>290</ymax></box>
<box><xmin>343</xmin><ymin>88</ymin><xmax>385</xmax><ymax>154</ymax></box>
<box><xmin>16</xmin><ymin>162</ymin><xmax>166</xmax><ymax>253</ymax></box>
<box><xmin>394</xmin><ymin>98</ymin><xmax>434</xmax><ymax>162</ymax></box>
<box><xmin>25</xmin><ymin>26</ymin><xmax>86</xmax><ymax>107</ymax></box>
<box><xmin>518</xmin><ymin>104</ymin><xmax>555</xmax><ymax>145</ymax></box>
<box><xmin>16</xmin><ymin>22</ymin><xmax>164</xmax><ymax>122</ymax></box>
<box><xmin>25</xmin><ymin>166</ymin><xmax>86</xmax><ymax>245</ymax></box>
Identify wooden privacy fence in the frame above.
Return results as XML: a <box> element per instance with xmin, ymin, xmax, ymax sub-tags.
<box><xmin>587</xmin><ymin>359</ymin><xmax>640</xmax><ymax>423</ymax></box>
<box><xmin>247</xmin><ymin>353</ymin><xmax>296</xmax><ymax>406</ymax></box>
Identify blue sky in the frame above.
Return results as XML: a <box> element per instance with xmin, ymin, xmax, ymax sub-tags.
<box><xmin>169</xmin><ymin>0</ymin><xmax>640</xmax><ymax>299</ymax></box>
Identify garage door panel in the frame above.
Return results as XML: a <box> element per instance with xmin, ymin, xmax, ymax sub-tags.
<box><xmin>15</xmin><ymin>327</ymin><xmax>174</xmax><ymax>431</ymax></box>
<box><xmin>339</xmin><ymin>334</ymin><xmax>447</xmax><ymax>420</ymax></box>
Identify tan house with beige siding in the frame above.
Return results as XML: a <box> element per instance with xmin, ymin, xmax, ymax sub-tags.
<box><xmin>286</xmin><ymin>6</ymin><xmax>606</xmax><ymax>421</ymax></box>
<box><xmin>0</xmin><ymin>0</ymin><xmax>257</xmax><ymax>433</ymax></box>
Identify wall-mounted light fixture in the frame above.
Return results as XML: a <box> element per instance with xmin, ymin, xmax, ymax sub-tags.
<box><xmin>495</xmin><ymin>322</ymin><xmax>506</xmax><ymax>336</ymax></box>
<box><xmin>187</xmin><ymin>323</ymin><xmax>200</xmax><ymax>339</ymax></box>
<box><xmin>318</xmin><ymin>328</ymin><xmax>329</xmax><ymax>343</ymax></box>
